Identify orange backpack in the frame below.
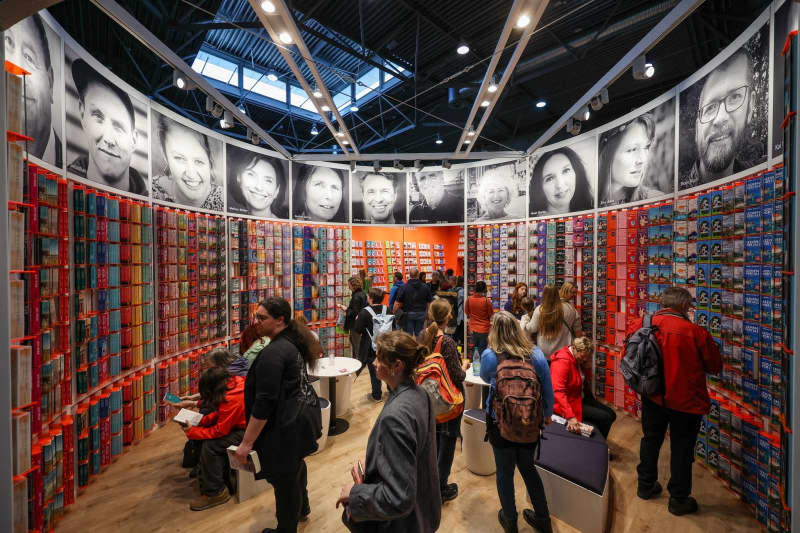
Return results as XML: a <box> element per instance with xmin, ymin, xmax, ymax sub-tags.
<box><xmin>415</xmin><ymin>336</ymin><xmax>464</xmax><ymax>423</ymax></box>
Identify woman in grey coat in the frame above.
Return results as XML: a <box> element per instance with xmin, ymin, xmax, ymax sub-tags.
<box><xmin>337</xmin><ymin>330</ymin><xmax>441</xmax><ymax>533</ymax></box>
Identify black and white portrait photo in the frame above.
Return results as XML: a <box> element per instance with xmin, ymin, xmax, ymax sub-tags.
<box><xmin>678</xmin><ymin>23</ymin><xmax>769</xmax><ymax>190</ymax></box>
<box><xmin>771</xmin><ymin>1</ymin><xmax>796</xmax><ymax>157</ymax></box>
<box><xmin>292</xmin><ymin>163</ymin><xmax>348</xmax><ymax>223</ymax></box>
<box><xmin>467</xmin><ymin>160</ymin><xmax>527</xmax><ymax>222</ymax></box>
<box><xmin>226</xmin><ymin>143</ymin><xmax>289</xmax><ymax>218</ymax></box>
<box><xmin>151</xmin><ymin>109</ymin><xmax>223</xmax><ymax>211</ymax></box>
<box><xmin>352</xmin><ymin>171</ymin><xmax>406</xmax><ymax>224</ymax></box>
<box><xmin>597</xmin><ymin>98</ymin><xmax>675</xmax><ymax>207</ymax></box>
<box><xmin>529</xmin><ymin>137</ymin><xmax>596</xmax><ymax>217</ymax></box>
<box><xmin>5</xmin><ymin>13</ymin><xmax>63</xmax><ymax>169</ymax></box>
<box><xmin>408</xmin><ymin>169</ymin><xmax>464</xmax><ymax>223</ymax></box>
<box><xmin>65</xmin><ymin>47</ymin><xmax>149</xmax><ymax>195</ymax></box>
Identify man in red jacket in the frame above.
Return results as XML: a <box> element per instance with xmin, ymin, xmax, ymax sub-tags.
<box><xmin>184</xmin><ymin>368</ymin><xmax>247</xmax><ymax>511</ymax></box>
<box><xmin>627</xmin><ymin>287</ymin><xmax>721</xmax><ymax>516</ymax></box>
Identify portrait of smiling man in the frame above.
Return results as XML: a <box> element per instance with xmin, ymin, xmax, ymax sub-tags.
<box><xmin>679</xmin><ymin>26</ymin><xmax>768</xmax><ymax>190</ymax></box>
<box><xmin>355</xmin><ymin>172</ymin><xmax>405</xmax><ymax>224</ymax></box>
<box><xmin>66</xmin><ymin>56</ymin><xmax>147</xmax><ymax>195</ymax></box>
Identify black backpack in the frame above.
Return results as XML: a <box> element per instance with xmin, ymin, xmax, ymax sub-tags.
<box><xmin>621</xmin><ymin>313</ymin><xmax>668</xmax><ymax>397</ymax></box>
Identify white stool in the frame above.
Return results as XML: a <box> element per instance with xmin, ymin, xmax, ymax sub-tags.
<box><xmin>236</xmin><ymin>469</ymin><xmax>267</xmax><ymax>503</ymax></box>
<box><xmin>319</xmin><ymin>374</ymin><xmax>355</xmax><ymax>416</ymax></box>
<box><xmin>312</xmin><ymin>398</ymin><xmax>331</xmax><ymax>455</ymax></box>
<box><xmin>311</xmin><ymin>377</ymin><xmax>321</xmax><ymax>397</ymax></box>
<box><xmin>460</xmin><ymin>409</ymin><xmax>495</xmax><ymax>475</ymax></box>
<box><xmin>463</xmin><ymin>382</ymin><xmax>482</xmax><ymax>410</ymax></box>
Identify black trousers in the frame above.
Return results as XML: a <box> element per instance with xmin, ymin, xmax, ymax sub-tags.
<box><xmin>637</xmin><ymin>399</ymin><xmax>703</xmax><ymax>499</ymax></box>
<box><xmin>436</xmin><ymin>412</ymin><xmax>462</xmax><ymax>490</ymax></box>
<box><xmin>265</xmin><ymin>460</ymin><xmax>308</xmax><ymax>533</ymax></box>
<box><xmin>198</xmin><ymin>429</ymin><xmax>245</xmax><ymax>495</ymax></box>
<box><xmin>581</xmin><ymin>396</ymin><xmax>617</xmax><ymax>439</ymax></box>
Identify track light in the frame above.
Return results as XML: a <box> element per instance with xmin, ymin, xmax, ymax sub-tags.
<box><xmin>435</xmin><ymin>133</ymin><xmax>443</xmax><ymax>145</ymax></box>
<box><xmin>266</xmin><ymin>70</ymin><xmax>278</xmax><ymax>82</ymax></box>
<box><xmin>590</xmin><ymin>88</ymin><xmax>609</xmax><ymax>111</ymax></box>
<box><xmin>414</xmin><ymin>160</ymin><xmax>424</xmax><ymax>171</ymax></box>
<box><xmin>516</xmin><ymin>14</ymin><xmax>531</xmax><ymax>28</ymax></box>
<box><xmin>312</xmin><ymin>86</ymin><xmax>323</xmax><ymax>98</ymax></box>
<box><xmin>373</xmin><ymin>161</ymin><xmax>382</xmax><ymax>172</ymax></box>
<box><xmin>205</xmin><ymin>95</ymin><xmax>224</xmax><ymax>118</ymax></box>
<box><xmin>173</xmin><ymin>70</ymin><xmax>196</xmax><ymax>90</ymax></box>
<box><xmin>457</xmin><ymin>43</ymin><xmax>470</xmax><ymax>55</ymax></box>
<box><xmin>219</xmin><ymin>110</ymin><xmax>234</xmax><ymax>129</ymax></box>
<box><xmin>632</xmin><ymin>54</ymin><xmax>654</xmax><ymax>80</ymax></box>
<box><xmin>279</xmin><ymin>32</ymin><xmax>292</xmax><ymax>44</ymax></box>
<box><xmin>441</xmin><ymin>160</ymin><xmax>452</xmax><ymax>170</ymax></box>
<box><xmin>566</xmin><ymin>117</ymin><xmax>581</xmax><ymax>136</ymax></box>
<box><xmin>238</xmin><ymin>106</ymin><xmax>247</xmax><ymax>115</ymax></box>
<box><xmin>487</xmin><ymin>75</ymin><xmax>498</xmax><ymax>93</ymax></box>
<box><xmin>260</xmin><ymin>1</ymin><xmax>276</xmax><ymax>13</ymax></box>
<box><xmin>393</xmin><ymin>160</ymin><xmax>404</xmax><ymax>171</ymax></box>
<box><xmin>310</xmin><ymin>124</ymin><xmax>319</xmax><ymax>136</ymax></box>
<box><xmin>246</xmin><ymin>128</ymin><xmax>260</xmax><ymax>145</ymax></box>
<box><xmin>573</xmin><ymin>105</ymin><xmax>590</xmax><ymax>122</ymax></box>
<box><xmin>467</xmin><ymin>126</ymin><xmax>476</xmax><ymax>137</ymax></box>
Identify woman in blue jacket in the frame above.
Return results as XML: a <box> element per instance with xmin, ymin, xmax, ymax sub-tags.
<box><xmin>481</xmin><ymin>311</ymin><xmax>554</xmax><ymax>533</ymax></box>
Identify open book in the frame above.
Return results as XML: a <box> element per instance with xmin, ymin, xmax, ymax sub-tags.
<box><xmin>172</xmin><ymin>409</ymin><xmax>204</xmax><ymax>427</ymax></box>
<box><xmin>550</xmin><ymin>414</ymin><xmax>595</xmax><ymax>437</ymax></box>
<box><xmin>226</xmin><ymin>445</ymin><xmax>261</xmax><ymax>474</ymax></box>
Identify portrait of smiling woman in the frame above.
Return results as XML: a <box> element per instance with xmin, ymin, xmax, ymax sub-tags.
<box><xmin>292</xmin><ymin>164</ymin><xmax>348</xmax><ymax>222</ymax></box>
<box><xmin>151</xmin><ymin>110</ymin><xmax>223</xmax><ymax>211</ymax></box>
<box><xmin>529</xmin><ymin>142</ymin><xmax>595</xmax><ymax>217</ymax></box>
<box><xmin>227</xmin><ymin>143</ymin><xmax>289</xmax><ymax>218</ymax></box>
<box><xmin>466</xmin><ymin>160</ymin><xmax>527</xmax><ymax>222</ymax></box>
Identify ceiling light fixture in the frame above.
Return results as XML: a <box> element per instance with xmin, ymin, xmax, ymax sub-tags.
<box><xmin>172</xmin><ymin>70</ymin><xmax>196</xmax><ymax>90</ymax></box>
<box><xmin>632</xmin><ymin>54</ymin><xmax>655</xmax><ymax>80</ymax></box>
<box><xmin>219</xmin><ymin>110</ymin><xmax>234</xmax><ymax>129</ymax></box>
<box><xmin>393</xmin><ymin>160</ymin><xmax>404</xmax><ymax>171</ymax></box>
<box><xmin>266</xmin><ymin>70</ymin><xmax>278</xmax><ymax>82</ymax></box>
<box><xmin>260</xmin><ymin>1</ymin><xmax>276</xmax><ymax>13</ymax></box>
<box><xmin>414</xmin><ymin>160</ymin><xmax>424</xmax><ymax>171</ymax></box>
<box><xmin>435</xmin><ymin>133</ymin><xmax>443</xmax><ymax>145</ymax></box>
<box><xmin>457</xmin><ymin>43</ymin><xmax>470</xmax><ymax>55</ymax></box>
<box><xmin>246</xmin><ymin>128</ymin><xmax>260</xmax><ymax>145</ymax></box>
<box><xmin>516</xmin><ymin>14</ymin><xmax>531</xmax><ymax>28</ymax></box>
<box><xmin>481</xmin><ymin>99</ymin><xmax>490</xmax><ymax>107</ymax></box>
<box><xmin>573</xmin><ymin>105</ymin><xmax>590</xmax><ymax>121</ymax></box>
<box><xmin>566</xmin><ymin>117</ymin><xmax>581</xmax><ymax>136</ymax></box>
<box><xmin>342</xmin><ymin>140</ymin><xmax>350</xmax><ymax>145</ymax></box>
<box><xmin>373</xmin><ymin>161</ymin><xmax>382</xmax><ymax>172</ymax></box>
<box><xmin>312</xmin><ymin>86</ymin><xmax>323</xmax><ymax>98</ymax></box>
<box><xmin>535</xmin><ymin>100</ymin><xmax>547</xmax><ymax>108</ymax></box>
<box><xmin>350</xmin><ymin>103</ymin><xmax>359</xmax><ymax>112</ymax></box>
<box><xmin>441</xmin><ymin>160</ymin><xmax>452</xmax><ymax>170</ymax></box>
<box><xmin>279</xmin><ymin>32</ymin><xmax>292</xmax><ymax>44</ymax></box>
<box><xmin>464</xmin><ymin>139</ymin><xmax>471</xmax><ymax>144</ymax></box>
<box><xmin>487</xmin><ymin>75</ymin><xmax>498</xmax><ymax>93</ymax></box>
<box><xmin>467</xmin><ymin>126</ymin><xmax>476</xmax><ymax>137</ymax></box>
<box><xmin>310</xmin><ymin>124</ymin><xmax>319</xmax><ymax>135</ymax></box>
<box><xmin>336</xmin><ymin>130</ymin><xmax>345</xmax><ymax>138</ymax></box>
<box><xmin>321</xmin><ymin>104</ymin><xmax>330</xmax><ymax>112</ymax></box>
<box><xmin>590</xmin><ymin>88</ymin><xmax>610</xmax><ymax>111</ymax></box>
<box><xmin>350</xmin><ymin>161</ymin><xmax>357</xmax><ymax>171</ymax></box>
<box><xmin>205</xmin><ymin>95</ymin><xmax>224</xmax><ymax>118</ymax></box>
<box><xmin>238</xmin><ymin>106</ymin><xmax>247</xmax><ymax>114</ymax></box>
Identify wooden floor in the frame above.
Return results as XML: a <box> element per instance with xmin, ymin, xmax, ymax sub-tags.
<box><xmin>58</xmin><ymin>375</ymin><xmax>761</xmax><ymax>533</ymax></box>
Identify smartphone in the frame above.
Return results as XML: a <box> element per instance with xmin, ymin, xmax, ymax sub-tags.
<box><xmin>164</xmin><ymin>392</ymin><xmax>181</xmax><ymax>403</ymax></box>
<box><xmin>357</xmin><ymin>461</ymin><xmax>364</xmax><ymax>480</ymax></box>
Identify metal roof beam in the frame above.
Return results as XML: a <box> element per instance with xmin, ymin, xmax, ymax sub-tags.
<box><xmin>90</xmin><ymin>0</ymin><xmax>291</xmax><ymax>158</ymax></box>
<box><xmin>294</xmin><ymin>150</ymin><xmax>523</xmax><ymax>162</ymax></box>
<box><xmin>526</xmin><ymin>0</ymin><xmax>704</xmax><ymax>155</ymax></box>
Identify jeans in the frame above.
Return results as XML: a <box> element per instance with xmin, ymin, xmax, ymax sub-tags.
<box><xmin>492</xmin><ymin>445</ymin><xmax>550</xmax><ymax>520</ymax></box>
<box><xmin>471</xmin><ymin>332</ymin><xmax>489</xmax><ymax>356</ymax></box>
<box><xmin>637</xmin><ymin>399</ymin><xmax>703</xmax><ymax>499</ymax></box>
<box><xmin>436</xmin><ymin>412</ymin><xmax>462</xmax><ymax>489</ymax></box>
<box><xmin>405</xmin><ymin>311</ymin><xmax>427</xmax><ymax>337</ymax></box>
<box><xmin>366</xmin><ymin>353</ymin><xmax>383</xmax><ymax>399</ymax></box>
<box><xmin>197</xmin><ymin>429</ymin><xmax>245</xmax><ymax>495</ymax></box>
<box><xmin>581</xmin><ymin>396</ymin><xmax>617</xmax><ymax>439</ymax></box>
<box><xmin>265</xmin><ymin>459</ymin><xmax>308</xmax><ymax>533</ymax></box>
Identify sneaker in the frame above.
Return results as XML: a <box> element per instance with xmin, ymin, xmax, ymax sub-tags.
<box><xmin>441</xmin><ymin>483</ymin><xmax>458</xmax><ymax>503</ymax></box>
<box><xmin>522</xmin><ymin>509</ymin><xmax>553</xmax><ymax>533</ymax></box>
<box><xmin>190</xmin><ymin>489</ymin><xmax>230</xmax><ymax>511</ymax></box>
<box><xmin>497</xmin><ymin>509</ymin><xmax>518</xmax><ymax>533</ymax></box>
<box><xmin>637</xmin><ymin>481</ymin><xmax>663</xmax><ymax>500</ymax></box>
<box><xmin>668</xmin><ymin>496</ymin><xmax>699</xmax><ymax>516</ymax></box>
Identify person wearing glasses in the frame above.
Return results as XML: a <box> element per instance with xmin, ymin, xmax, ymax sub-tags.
<box><xmin>688</xmin><ymin>51</ymin><xmax>757</xmax><ymax>188</ymax></box>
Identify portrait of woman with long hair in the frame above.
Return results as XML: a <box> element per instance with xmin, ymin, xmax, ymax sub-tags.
<box><xmin>529</xmin><ymin>146</ymin><xmax>594</xmax><ymax>217</ymax></box>
<box><xmin>292</xmin><ymin>164</ymin><xmax>347</xmax><ymax>222</ymax></box>
<box><xmin>226</xmin><ymin>144</ymin><xmax>288</xmax><ymax>218</ymax></box>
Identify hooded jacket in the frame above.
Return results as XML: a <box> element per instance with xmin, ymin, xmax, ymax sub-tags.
<box><xmin>186</xmin><ymin>376</ymin><xmax>246</xmax><ymax>441</ymax></box>
<box><xmin>549</xmin><ymin>346</ymin><xmax>584</xmax><ymax>421</ymax></box>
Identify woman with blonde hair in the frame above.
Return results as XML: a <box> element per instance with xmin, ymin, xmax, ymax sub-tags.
<box><xmin>550</xmin><ymin>337</ymin><xmax>616</xmax><ymax>439</ymax></box>
<box><xmin>480</xmin><ymin>311</ymin><xmax>554</xmax><ymax>533</ymax></box>
<box><xmin>420</xmin><ymin>299</ymin><xmax>470</xmax><ymax>503</ymax></box>
<box><xmin>558</xmin><ymin>282</ymin><xmax>583</xmax><ymax>337</ymax></box>
<box><xmin>503</xmin><ymin>282</ymin><xmax>529</xmax><ymax>320</ymax></box>
<box><xmin>525</xmin><ymin>285</ymin><xmax>581</xmax><ymax>360</ymax></box>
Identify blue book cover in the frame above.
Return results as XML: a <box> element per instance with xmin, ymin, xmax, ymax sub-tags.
<box><xmin>708</xmin><ymin>313</ymin><xmax>722</xmax><ymax>337</ymax></box>
<box><xmin>761</xmin><ymin>233</ymin><xmax>774</xmax><ymax>264</ymax></box>
<box><xmin>744</xmin><ymin>235</ymin><xmax>761</xmax><ymax>263</ymax></box>
<box><xmin>759</xmin><ymin>357</ymin><xmax>772</xmax><ymax>388</ymax></box>
<box><xmin>698</xmin><ymin>217</ymin><xmax>711</xmax><ymax>239</ymax></box>
<box><xmin>709</xmin><ymin>289</ymin><xmax>722</xmax><ymax>312</ymax></box>
<box><xmin>695</xmin><ymin>309</ymin><xmax>709</xmax><ymax>328</ymax></box>
<box><xmin>709</xmin><ymin>265</ymin><xmax>722</xmax><ymax>287</ymax></box>
<box><xmin>760</xmin><ymin>265</ymin><xmax>773</xmax><ymax>293</ymax></box>
<box><xmin>760</xmin><ymin>326</ymin><xmax>773</xmax><ymax>356</ymax></box>
<box><xmin>711</xmin><ymin>216</ymin><xmax>723</xmax><ymax>238</ymax></box>
<box><xmin>696</xmin><ymin>287</ymin><xmax>710</xmax><ymax>310</ymax></box>
<box><xmin>710</xmin><ymin>191</ymin><xmax>723</xmax><ymax>215</ymax></box>
<box><xmin>745</xmin><ymin>176</ymin><xmax>762</xmax><ymax>204</ymax></box>
<box><xmin>743</xmin><ymin>348</ymin><xmax>756</xmax><ymax>375</ymax></box>
<box><xmin>772</xmin><ymin>233</ymin><xmax>783</xmax><ymax>265</ymax></box>
<box><xmin>710</xmin><ymin>240</ymin><xmax>723</xmax><ymax>263</ymax></box>
<box><xmin>698</xmin><ymin>194</ymin><xmax>711</xmax><ymax>216</ymax></box>
<box><xmin>762</xmin><ymin>171</ymin><xmax>775</xmax><ymax>201</ymax></box>
<box><xmin>761</xmin><ymin>203</ymin><xmax>774</xmax><ymax>232</ymax></box>
<box><xmin>760</xmin><ymin>296</ymin><xmax>773</xmax><ymax>325</ymax></box>
<box><xmin>744</xmin><ymin>293</ymin><xmax>760</xmax><ymax>321</ymax></box>
<box><xmin>743</xmin><ymin>321</ymin><xmax>760</xmax><ymax>349</ymax></box>
<box><xmin>745</xmin><ymin>207</ymin><xmax>762</xmax><ymax>234</ymax></box>
<box><xmin>744</xmin><ymin>265</ymin><xmax>761</xmax><ymax>292</ymax></box>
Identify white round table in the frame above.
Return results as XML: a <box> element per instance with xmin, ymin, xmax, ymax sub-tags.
<box><xmin>464</xmin><ymin>372</ymin><xmax>490</xmax><ymax>408</ymax></box>
<box><xmin>308</xmin><ymin>357</ymin><xmax>362</xmax><ymax>435</ymax></box>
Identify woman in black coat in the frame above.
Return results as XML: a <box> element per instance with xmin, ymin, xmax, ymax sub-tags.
<box><xmin>338</xmin><ymin>275</ymin><xmax>368</xmax><ymax>358</ymax></box>
<box><xmin>235</xmin><ymin>298</ymin><xmax>320</xmax><ymax>533</ymax></box>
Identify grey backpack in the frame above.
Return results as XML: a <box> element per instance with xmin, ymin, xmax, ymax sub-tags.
<box><xmin>365</xmin><ymin>305</ymin><xmax>395</xmax><ymax>351</ymax></box>
<box><xmin>621</xmin><ymin>313</ymin><xmax>665</xmax><ymax>397</ymax></box>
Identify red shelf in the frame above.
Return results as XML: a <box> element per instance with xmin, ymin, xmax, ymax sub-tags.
<box><xmin>4</xmin><ymin>60</ymin><xmax>30</xmax><ymax>76</ymax></box>
<box><xmin>8</xmin><ymin>200</ymin><xmax>33</xmax><ymax>209</ymax></box>
<box><xmin>7</xmin><ymin>130</ymin><xmax>33</xmax><ymax>143</ymax></box>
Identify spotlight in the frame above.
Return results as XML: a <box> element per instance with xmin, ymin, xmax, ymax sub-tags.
<box><xmin>310</xmin><ymin>124</ymin><xmax>319</xmax><ymax>136</ymax></box>
<box><xmin>238</xmin><ymin>106</ymin><xmax>247</xmax><ymax>115</ymax></box>
<box><xmin>350</xmin><ymin>161</ymin><xmax>357</xmax><ymax>172</ymax></box>
<box><xmin>350</xmin><ymin>103</ymin><xmax>359</xmax><ymax>112</ymax></box>
<box><xmin>573</xmin><ymin>105</ymin><xmax>590</xmax><ymax>121</ymax></box>
<box><xmin>481</xmin><ymin>100</ymin><xmax>490</xmax><ymax>107</ymax></box>
<box><xmin>373</xmin><ymin>161</ymin><xmax>382</xmax><ymax>172</ymax></box>
<box><xmin>205</xmin><ymin>95</ymin><xmax>224</xmax><ymax>118</ymax></box>
<box><xmin>467</xmin><ymin>126</ymin><xmax>476</xmax><ymax>137</ymax></box>
<box><xmin>457</xmin><ymin>43</ymin><xmax>470</xmax><ymax>55</ymax></box>
<box><xmin>434</xmin><ymin>133</ymin><xmax>443</xmax><ymax>145</ymax></box>
<box><xmin>632</xmin><ymin>54</ymin><xmax>654</xmax><ymax>80</ymax></box>
<box><xmin>464</xmin><ymin>139</ymin><xmax>471</xmax><ymax>145</ymax></box>
<box><xmin>441</xmin><ymin>160</ymin><xmax>452</xmax><ymax>170</ymax></box>
<box><xmin>266</xmin><ymin>70</ymin><xmax>278</xmax><ymax>82</ymax></box>
<box><xmin>342</xmin><ymin>140</ymin><xmax>350</xmax><ymax>145</ymax></box>
<box><xmin>336</xmin><ymin>130</ymin><xmax>345</xmax><ymax>138</ymax></box>
<box><xmin>566</xmin><ymin>117</ymin><xmax>581</xmax><ymax>136</ymax></box>
<box><xmin>312</xmin><ymin>86</ymin><xmax>323</xmax><ymax>98</ymax></box>
<box><xmin>487</xmin><ymin>75</ymin><xmax>498</xmax><ymax>93</ymax></box>
<box><xmin>393</xmin><ymin>160</ymin><xmax>404</xmax><ymax>171</ymax></box>
<box><xmin>414</xmin><ymin>160</ymin><xmax>424</xmax><ymax>171</ymax></box>
<box><xmin>173</xmin><ymin>70</ymin><xmax>196</xmax><ymax>90</ymax></box>
<box><xmin>590</xmin><ymin>88</ymin><xmax>609</xmax><ymax>111</ymax></box>
<box><xmin>246</xmin><ymin>128</ymin><xmax>260</xmax><ymax>145</ymax></box>
<box><xmin>219</xmin><ymin>110</ymin><xmax>234</xmax><ymax>129</ymax></box>
<box><xmin>516</xmin><ymin>14</ymin><xmax>531</xmax><ymax>28</ymax></box>
<box><xmin>279</xmin><ymin>32</ymin><xmax>292</xmax><ymax>44</ymax></box>
<box><xmin>321</xmin><ymin>104</ymin><xmax>330</xmax><ymax>112</ymax></box>
<box><xmin>260</xmin><ymin>1</ymin><xmax>276</xmax><ymax>13</ymax></box>
<box><xmin>535</xmin><ymin>100</ymin><xmax>547</xmax><ymax>108</ymax></box>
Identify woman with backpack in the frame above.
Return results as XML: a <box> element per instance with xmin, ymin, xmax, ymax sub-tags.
<box><xmin>480</xmin><ymin>311</ymin><xmax>554</xmax><ymax>533</ymax></box>
<box><xmin>353</xmin><ymin>287</ymin><xmax>390</xmax><ymax>401</ymax></box>
<box><xmin>419</xmin><ymin>299</ymin><xmax>470</xmax><ymax>504</ymax></box>
<box><xmin>525</xmin><ymin>284</ymin><xmax>582</xmax><ymax>360</ymax></box>
<box><xmin>336</xmin><ymin>330</ymin><xmax>441</xmax><ymax>532</ymax></box>
<box><xmin>550</xmin><ymin>337</ymin><xmax>616</xmax><ymax>439</ymax></box>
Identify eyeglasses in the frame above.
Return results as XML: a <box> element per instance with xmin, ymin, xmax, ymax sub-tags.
<box><xmin>698</xmin><ymin>85</ymin><xmax>749</xmax><ymax>124</ymax></box>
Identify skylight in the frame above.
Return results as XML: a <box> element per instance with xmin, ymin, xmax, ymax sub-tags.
<box><xmin>191</xmin><ymin>50</ymin><xmax>237</xmax><ymax>85</ymax></box>
<box><xmin>243</xmin><ymin>67</ymin><xmax>286</xmax><ymax>102</ymax></box>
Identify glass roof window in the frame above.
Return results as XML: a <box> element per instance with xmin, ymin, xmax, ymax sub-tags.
<box><xmin>243</xmin><ymin>67</ymin><xmax>286</xmax><ymax>102</ymax></box>
<box><xmin>191</xmin><ymin>50</ymin><xmax>237</xmax><ymax>85</ymax></box>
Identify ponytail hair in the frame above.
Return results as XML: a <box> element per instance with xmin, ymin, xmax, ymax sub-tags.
<box><xmin>375</xmin><ymin>330</ymin><xmax>429</xmax><ymax>379</ymax></box>
<box><xmin>420</xmin><ymin>299</ymin><xmax>452</xmax><ymax>349</ymax></box>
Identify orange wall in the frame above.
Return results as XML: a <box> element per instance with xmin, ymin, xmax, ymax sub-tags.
<box><xmin>352</xmin><ymin>225</ymin><xmax>463</xmax><ymax>277</ymax></box>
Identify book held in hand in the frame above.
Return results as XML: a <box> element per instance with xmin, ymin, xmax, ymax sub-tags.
<box><xmin>172</xmin><ymin>408</ymin><xmax>203</xmax><ymax>427</ymax></box>
<box><xmin>226</xmin><ymin>445</ymin><xmax>261</xmax><ymax>474</ymax></box>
